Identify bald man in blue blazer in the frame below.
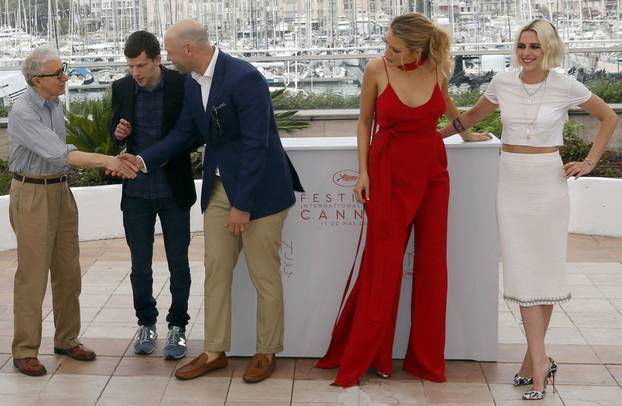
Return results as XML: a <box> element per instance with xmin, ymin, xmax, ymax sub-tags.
<box><xmin>127</xmin><ymin>20</ymin><xmax>303</xmax><ymax>383</ymax></box>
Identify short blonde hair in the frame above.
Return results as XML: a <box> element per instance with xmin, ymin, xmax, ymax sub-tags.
<box><xmin>512</xmin><ymin>19</ymin><xmax>564</xmax><ymax>70</ymax></box>
<box><xmin>390</xmin><ymin>12</ymin><xmax>453</xmax><ymax>79</ymax></box>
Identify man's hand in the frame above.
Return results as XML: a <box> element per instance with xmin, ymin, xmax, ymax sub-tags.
<box><xmin>118</xmin><ymin>153</ymin><xmax>144</xmax><ymax>171</ymax></box>
<box><xmin>225</xmin><ymin>207</ymin><xmax>251</xmax><ymax>237</ymax></box>
<box><xmin>104</xmin><ymin>155</ymin><xmax>139</xmax><ymax>179</ymax></box>
<box><xmin>114</xmin><ymin>118</ymin><xmax>133</xmax><ymax>141</ymax></box>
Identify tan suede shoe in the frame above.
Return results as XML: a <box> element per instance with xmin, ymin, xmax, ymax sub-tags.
<box><xmin>174</xmin><ymin>352</ymin><xmax>227</xmax><ymax>380</ymax></box>
<box><xmin>243</xmin><ymin>353</ymin><xmax>276</xmax><ymax>383</ymax></box>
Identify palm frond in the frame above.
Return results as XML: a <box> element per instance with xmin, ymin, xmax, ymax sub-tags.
<box><xmin>271</xmin><ymin>88</ymin><xmax>311</xmax><ymax>133</ymax></box>
<box><xmin>65</xmin><ymin>90</ymin><xmax>120</xmax><ymax>156</ymax></box>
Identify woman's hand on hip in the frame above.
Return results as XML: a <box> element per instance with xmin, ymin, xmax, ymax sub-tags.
<box><xmin>354</xmin><ymin>173</ymin><xmax>370</xmax><ymax>203</ymax></box>
<box><xmin>563</xmin><ymin>160</ymin><xmax>594</xmax><ymax>179</ymax></box>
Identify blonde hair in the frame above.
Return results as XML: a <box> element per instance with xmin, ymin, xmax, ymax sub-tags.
<box><xmin>389</xmin><ymin>12</ymin><xmax>453</xmax><ymax>79</ymax></box>
<box><xmin>512</xmin><ymin>19</ymin><xmax>564</xmax><ymax>70</ymax></box>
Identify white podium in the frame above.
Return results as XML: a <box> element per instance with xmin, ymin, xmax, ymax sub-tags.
<box><xmin>227</xmin><ymin>135</ymin><xmax>501</xmax><ymax>361</ymax></box>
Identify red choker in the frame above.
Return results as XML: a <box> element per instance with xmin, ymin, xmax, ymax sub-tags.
<box><xmin>397</xmin><ymin>57</ymin><xmax>426</xmax><ymax>71</ymax></box>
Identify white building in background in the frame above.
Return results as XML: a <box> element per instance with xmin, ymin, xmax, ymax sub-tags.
<box><xmin>82</xmin><ymin>0</ymin><xmax>622</xmax><ymax>47</ymax></box>
<box><xmin>89</xmin><ymin>0</ymin><xmax>143</xmax><ymax>37</ymax></box>
<box><xmin>145</xmin><ymin>0</ymin><xmax>189</xmax><ymax>37</ymax></box>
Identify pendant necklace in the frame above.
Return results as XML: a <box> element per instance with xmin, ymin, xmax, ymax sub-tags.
<box><xmin>520</xmin><ymin>71</ymin><xmax>548</xmax><ymax>140</ymax></box>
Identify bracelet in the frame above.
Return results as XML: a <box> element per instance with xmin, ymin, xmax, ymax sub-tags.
<box><xmin>452</xmin><ymin>117</ymin><xmax>466</xmax><ymax>133</ymax></box>
<box><xmin>584</xmin><ymin>158</ymin><xmax>595</xmax><ymax>166</ymax></box>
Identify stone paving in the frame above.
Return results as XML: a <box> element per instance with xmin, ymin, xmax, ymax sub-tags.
<box><xmin>0</xmin><ymin>234</ymin><xmax>620</xmax><ymax>405</ymax></box>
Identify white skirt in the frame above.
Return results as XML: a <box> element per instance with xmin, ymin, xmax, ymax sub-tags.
<box><xmin>497</xmin><ymin>151</ymin><xmax>571</xmax><ymax>306</ymax></box>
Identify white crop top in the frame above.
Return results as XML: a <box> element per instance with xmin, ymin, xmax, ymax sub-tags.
<box><xmin>484</xmin><ymin>70</ymin><xmax>592</xmax><ymax>147</ymax></box>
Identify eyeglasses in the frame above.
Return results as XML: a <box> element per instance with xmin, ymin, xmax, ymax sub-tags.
<box><xmin>33</xmin><ymin>62</ymin><xmax>68</xmax><ymax>79</ymax></box>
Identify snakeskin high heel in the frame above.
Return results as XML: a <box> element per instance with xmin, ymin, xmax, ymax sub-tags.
<box><xmin>522</xmin><ymin>357</ymin><xmax>557</xmax><ymax>400</ymax></box>
<box><xmin>513</xmin><ymin>373</ymin><xmax>533</xmax><ymax>386</ymax></box>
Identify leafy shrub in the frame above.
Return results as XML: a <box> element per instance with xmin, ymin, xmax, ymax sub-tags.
<box><xmin>64</xmin><ymin>90</ymin><xmax>122</xmax><ymax>186</ymax></box>
<box><xmin>65</xmin><ymin>90</ymin><xmax>119</xmax><ymax>156</ymax></box>
<box><xmin>560</xmin><ymin>121</ymin><xmax>616</xmax><ymax>177</ymax></box>
<box><xmin>451</xmin><ymin>89</ymin><xmax>483</xmax><ymax>107</ymax></box>
<box><xmin>438</xmin><ymin>110</ymin><xmax>502</xmax><ymax>138</ymax></box>
<box><xmin>438</xmin><ymin>111</ymin><xmax>617</xmax><ymax>177</ymax></box>
<box><xmin>560</xmin><ymin>121</ymin><xmax>589</xmax><ymax>162</ymax></box>
<box><xmin>272</xmin><ymin>90</ymin><xmax>360</xmax><ymax>110</ymax></box>
<box><xmin>584</xmin><ymin>78</ymin><xmax>622</xmax><ymax>104</ymax></box>
<box><xmin>0</xmin><ymin>159</ymin><xmax>10</xmax><ymax>195</ymax></box>
<box><xmin>271</xmin><ymin>89</ymin><xmax>312</xmax><ymax>132</ymax></box>
<box><xmin>191</xmin><ymin>151</ymin><xmax>203</xmax><ymax>179</ymax></box>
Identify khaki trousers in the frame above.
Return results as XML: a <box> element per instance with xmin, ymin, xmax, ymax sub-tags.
<box><xmin>203</xmin><ymin>178</ymin><xmax>288</xmax><ymax>353</ymax></box>
<box><xmin>9</xmin><ymin>178</ymin><xmax>82</xmax><ymax>358</ymax></box>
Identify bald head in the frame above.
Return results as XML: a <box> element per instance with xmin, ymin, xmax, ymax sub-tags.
<box><xmin>163</xmin><ymin>19</ymin><xmax>214</xmax><ymax>75</ymax></box>
<box><xmin>165</xmin><ymin>19</ymin><xmax>210</xmax><ymax>49</ymax></box>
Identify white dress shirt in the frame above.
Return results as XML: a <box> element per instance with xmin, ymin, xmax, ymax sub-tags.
<box><xmin>192</xmin><ymin>47</ymin><xmax>220</xmax><ymax>175</ymax></box>
<box><xmin>191</xmin><ymin>46</ymin><xmax>220</xmax><ymax>110</ymax></box>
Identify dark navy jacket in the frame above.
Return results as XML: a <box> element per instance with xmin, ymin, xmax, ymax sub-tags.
<box><xmin>140</xmin><ymin>51</ymin><xmax>303</xmax><ymax>218</ymax></box>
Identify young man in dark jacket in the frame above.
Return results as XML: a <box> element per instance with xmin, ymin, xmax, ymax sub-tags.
<box><xmin>110</xmin><ymin>31</ymin><xmax>196</xmax><ymax>359</ymax></box>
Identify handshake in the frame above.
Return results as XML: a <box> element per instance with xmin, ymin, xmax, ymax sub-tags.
<box><xmin>105</xmin><ymin>118</ymin><xmax>145</xmax><ymax>179</ymax></box>
<box><xmin>104</xmin><ymin>154</ymin><xmax>144</xmax><ymax>179</ymax></box>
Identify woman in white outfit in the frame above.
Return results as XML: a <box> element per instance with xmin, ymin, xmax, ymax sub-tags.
<box><xmin>440</xmin><ymin>19</ymin><xmax>617</xmax><ymax>400</ymax></box>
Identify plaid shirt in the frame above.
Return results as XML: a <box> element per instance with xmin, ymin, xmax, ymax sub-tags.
<box><xmin>124</xmin><ymin>79</ymin><xmax>172</xmax><ymax>199</ymax></box>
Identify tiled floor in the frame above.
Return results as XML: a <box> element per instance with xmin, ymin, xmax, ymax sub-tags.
<box><xmin>0</xmin><ymin>234</ymin><xmax>620</xmax><ymax>405</ymax></box>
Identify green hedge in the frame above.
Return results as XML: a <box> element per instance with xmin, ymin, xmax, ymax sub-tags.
<box><xmin>272</xmin><ymin>91</ymin><xmax>360</xmax><ymax>110</ymax></box>
<box><xmin>438</xmin><ymin>111</ymin><xmax>618</xmax><ymax>177</ymax></box>
<box><xmin>1</xmin><ymin>84</ymin><xmax>618</xmax><ymax>196</ymax></box>
<box><xmin>0</xmin><ymin>159</ymin><xmax>10</xmax><ymax>195</ymax></box>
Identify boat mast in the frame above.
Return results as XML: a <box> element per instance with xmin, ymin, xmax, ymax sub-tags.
<box><xmin>111</xmin><ymin>0</ymin><xmax>119</xmax><ymax>53</ymax></box>
<box><xmin>158</xmin><ymin>0</ymin><xmax>166</xmax><ymax>41</ymax></box>
<box><xmin>54</xmin><ymin>0</ymin><xmax>60</xmax><ymax>49</ymax></box>
<box><xmin>232</xmin><ymin>0</ymin><xmax>237</xmax><ymax>49</ymax></box>
<box><xmin>448</xmin><ymin>0</ymin><xmax>455</xmax><ymax>39</ymax></box>
<box><xmin>24</xmin><ymin>0</ymin><xmax>29</xmax><ymax>34</ymax></box>
<box><xmin>16</xmin><ymin>0</ymin><xmax>21</xmax><ymax>31</ymax></box>
<box><xmin>47</xmin><ymin>0</ymin><xmax>52</xmax><ymax>42</ymax></box>
<box><xmin>305</xmin><ymin>0</ymin><xmax>312</xmax><ymax>48</ymax></box>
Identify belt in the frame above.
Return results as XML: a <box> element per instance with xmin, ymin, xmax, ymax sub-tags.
<box><xmin>371</xmin><ymin>124</ymin><xmax>439</xmax><ymax>241</ymax></box>
<box><xmin>13</xmin><ymin>173</ymin><xmax>68</xmax><ymax>185</ymax></box>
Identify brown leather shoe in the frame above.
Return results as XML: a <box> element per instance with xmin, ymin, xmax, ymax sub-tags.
<box><xmin>54</xmin><ymin>344</ymin><xmax>96</xmax><ymax>361</ymax></box>
<box><xmin>175</xmin><ymin>352</ymin><xmax>228</xmax><ymax>380</ymax></box>
<box><xmin>13</xmin><ymin>357</ymin><xmax>47</xmax><ymax>376</ymax></box>
<box><xmin>243</xmin><ymin>353</ymin><xmax>276</xmax><ymax>383</ymax></box>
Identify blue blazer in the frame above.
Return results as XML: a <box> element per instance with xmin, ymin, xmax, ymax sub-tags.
<box><xmin>140</xmin><ymin>51</ymin><xmax>303</xmax><ymax>218</ymax></box>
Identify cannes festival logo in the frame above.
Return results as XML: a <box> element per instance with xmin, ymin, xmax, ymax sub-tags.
<box><xmin>332</xmin><ymin>170</ymin><xmax>359</xmax><ymax>187</ymax></box>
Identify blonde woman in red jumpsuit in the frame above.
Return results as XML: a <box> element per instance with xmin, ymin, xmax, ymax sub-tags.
<box><xmin>316</xmin><ymin>13</ymin><xmax>491</xmax><ymax>387</ymax></box>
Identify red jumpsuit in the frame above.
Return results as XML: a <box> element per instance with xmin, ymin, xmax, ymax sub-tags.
<box><xmin>316</xmin><ymin>62</ymin><xmax>449</xmax><ymax>387</ymax></box>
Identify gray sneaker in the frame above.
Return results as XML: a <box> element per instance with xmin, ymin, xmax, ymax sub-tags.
<box><xmin>163</xmin><ymin>326</ymin><xmax>187</xmax><ymax>360</ymax></box>
<box><xmin>134</xmin><ymin>325</ymin><xmax>157</xmax><ymax>355</ymax></box>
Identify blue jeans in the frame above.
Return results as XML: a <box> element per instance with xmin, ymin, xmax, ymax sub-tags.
<box><xmin>122</xmin><ymin>195</ymin><xmax>191</xmax><ymax>329</ymax></box>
